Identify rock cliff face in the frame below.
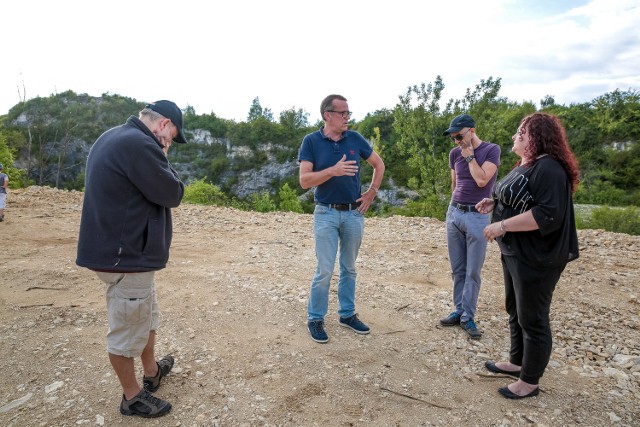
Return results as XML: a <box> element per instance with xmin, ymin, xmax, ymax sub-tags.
<box><xmin>232</xmin><ymin>160</ymin><xmax>299</xmax><ymax>198</ymax></box>
<box><xmin>179</xmin><ymin>129</ymin><xmax>414</xmax><ymax>204</ymax></box>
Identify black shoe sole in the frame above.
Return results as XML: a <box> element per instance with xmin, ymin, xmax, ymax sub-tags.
<box><xmin>120</xmin><ymin>405</ymin><xmax>172</xmax><ymax>418</ymax></box>
<box><xmin>485</xmin><ymin>361</ymin><xmax>521</xmax><ymax>376</ymax></box>
<box><xmin>439</xmin><ymin>321</ymin><xmax>460</xmax><ymax>326</ymax></box>
<box><xmin>498</xmin><ymin>386</ymin><xmax>539</xmax><ymax>399</ymax></box>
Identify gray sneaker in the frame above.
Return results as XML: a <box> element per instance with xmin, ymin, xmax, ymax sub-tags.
<box><xmin>439</xmin><ymin>311</ymin><xmax>462</xmax><ymax>326</ymax></box>
<box><xmin>120</xmin><ymin>389</ymin><xmax>171</xmax><ymax>418</ymax></box>
<box><xmin>460</xmin><ymin>319</ymin><xmax>482</xmax><ymax>339</ymax></box>
<box><xmin>143</xmin><ymin>355</ymin><xmax>174</xmax><ymax>392</ymax></box>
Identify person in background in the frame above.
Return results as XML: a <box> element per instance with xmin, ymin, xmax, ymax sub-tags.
<box><xmin>76</xmin><ymin>100</ymin><xmax>187</xmax><ymax>417</ymax></box>
<box><xmin>299</xmin><ymin>94</ymin><xmax>385</xmax><ymax>343</ymax></box>
<box><xmin>440</xmin><ymin>114</ymin><xmax>501</xmax><ymax>339</ymax></box>
<box><xmin>0</xmin><ymin>163</ymin><xmax>8</xmax><ymax>222</ymax></box>
<box><xmin>478</xmin><ymin>112</ymin><xmax>580</xmax><ymax>399</ymax></box>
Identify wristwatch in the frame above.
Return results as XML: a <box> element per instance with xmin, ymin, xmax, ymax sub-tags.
<box><xmin>465</xmin><ymin>155</ymin><xmax>475</xmax><ymax>163</ymax></box>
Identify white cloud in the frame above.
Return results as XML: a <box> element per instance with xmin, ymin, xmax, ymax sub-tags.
<box><xmin>1</xmin><ymin>0</ymin><xmax>638</xmax><ymax>123</ymax></box>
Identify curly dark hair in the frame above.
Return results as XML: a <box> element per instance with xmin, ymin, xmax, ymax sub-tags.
<box><xmin>518</xmin><ymin>112</ymin><xmax>580</xmax><ymax>193</ymax></box>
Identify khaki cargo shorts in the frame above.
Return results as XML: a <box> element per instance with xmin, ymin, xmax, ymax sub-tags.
<box><xmin>95</xmin><ymin>271</ymin><xmax>159</xmax><ymax>358</ymax></box>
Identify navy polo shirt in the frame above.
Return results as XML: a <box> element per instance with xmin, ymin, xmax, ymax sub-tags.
<box><xmin>298</xmin><ymin>127</ymin><xmax>373</xmax><ymax>204</ymax></box>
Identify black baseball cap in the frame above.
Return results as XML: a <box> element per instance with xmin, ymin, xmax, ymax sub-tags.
<box><xmin>443</xmin><ymin>114</ymin><xmax>476</xmax><ymax>135</ymax></box>
<box><xmin>145</xmin><ymin>100</ymin><xmax>187</xmax><ymax>144</ymax></box>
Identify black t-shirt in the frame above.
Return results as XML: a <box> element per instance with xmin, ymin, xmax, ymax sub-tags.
<box><xmin>492</xmin><ymin>156</ymin><xmax>579</xmax><ymax>267</ymax></box>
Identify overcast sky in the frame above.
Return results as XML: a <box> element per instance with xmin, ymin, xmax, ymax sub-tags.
<box><xmin>2</xmin><ymin>0</ymin><xmax>639</xmax><ymax>124</ymax></box>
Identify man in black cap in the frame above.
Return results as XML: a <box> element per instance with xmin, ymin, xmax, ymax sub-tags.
<box><xmin>77</xmin><ymin>100</ymin><xmax>186</xmax><ymax>417</ymax></box>
<box><xmin>440</xmin><ymin>114</ymin><xmax>500</xmax><ymax>339</ymax></box>
<box><xmin>0</xmin><ymin>163</ymin><xmax>8</xmax><ymax>222</ymax></box>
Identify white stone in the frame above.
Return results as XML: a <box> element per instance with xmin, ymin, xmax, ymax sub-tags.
<box><xmin>0</xmin><ymin>393</ymin><xmax>33</xmax><ymax>413</ymax></box>
<box><xmin>45</xmin><ymin>381</ymin><xmax>65</xmax><ymax>394</ymax></box>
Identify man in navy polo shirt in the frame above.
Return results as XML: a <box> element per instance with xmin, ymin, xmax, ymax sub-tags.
<box><xmin>298</xmin><ymin>94</ymin><xmax>385</xmax><ymax>343</ymax></box>
<box><xmin>440</xmin><ymin>114</ymin><xmax>500</xmax><ymax>339</ymax></box>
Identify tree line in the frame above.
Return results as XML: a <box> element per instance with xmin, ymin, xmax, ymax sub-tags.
<box><xmin>1</xmin><ymin>77</ymin><xmax>638</xmax><ymax>224</ymax></box>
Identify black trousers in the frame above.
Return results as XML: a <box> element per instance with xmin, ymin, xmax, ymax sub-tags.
<box><xmin>501</xmin><ymin>255</ymin><xmax>565</xmax><ymax>385</ymax></box>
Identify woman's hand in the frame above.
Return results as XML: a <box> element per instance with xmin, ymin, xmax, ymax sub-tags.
<box><xmin>483</xmin><ymin>222</ymin><xmax>505</xmax><ymax>242</ymax></box>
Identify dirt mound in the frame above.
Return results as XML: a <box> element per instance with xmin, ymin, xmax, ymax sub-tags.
<box><xmin>1</xmin><ymin>186</ymin><xmax>638</xmax><ymax>426</ymax></box>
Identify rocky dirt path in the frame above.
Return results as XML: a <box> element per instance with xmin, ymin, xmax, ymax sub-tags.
<box><xmin>0</xmin><ymin>187</ymin><xmax>638</xmax><ymax>426</ymax></box>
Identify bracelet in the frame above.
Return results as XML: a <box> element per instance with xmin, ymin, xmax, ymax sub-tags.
<box><xmin>500</xmin><ymin>220</ymin><xmax>506</xmax><ymax>233</ymax></box>
<box><xmin>370</xmin><ymin>186</ymin><xmax>379</xmax><ymax>194</ymax></box>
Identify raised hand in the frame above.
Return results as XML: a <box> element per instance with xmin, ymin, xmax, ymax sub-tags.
<box><xmin>333</xmin><ymin>154</ymin><xmax>358</xmax><ymax>176</ymax></box>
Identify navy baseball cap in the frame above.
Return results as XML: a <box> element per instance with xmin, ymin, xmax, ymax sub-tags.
<box><xmin>146</xmin><ymin>100</ymin><xmax>187</xmax><ymax>144</ymax></box>
<box><xmin>443</xmin><ymin>114</ymin><xmax>476</xmax><ymax>135</ymax></box>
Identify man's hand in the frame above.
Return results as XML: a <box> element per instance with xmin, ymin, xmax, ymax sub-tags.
<box><xmin>357</xmin><ymin>188</ymin><xmax>377</xmax><ymax>213</ymax></box>
<box><xmin>460</xmin><ymin>140</ymin><xmax>474</xmax><ymax>158</ymax></box>
<box><xmin>475</xmin><ymin>198</ymin><xmax>495</xmax><ymax>214</ymax></box>
<box><xmin>333</xmin><ymin>155</ymin><xmax>358</xmax><ymax>176</ymax></box>
<box><xmin>159</xmin><ymin>136</ymin><xmax>172</xmax><ymax>156</ymax></box>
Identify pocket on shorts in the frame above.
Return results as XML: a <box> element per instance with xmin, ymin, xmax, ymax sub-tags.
<box><xmin>114</xmin><ymin>286</ymin><xmax>152</xmax><ymax>324</ymax></box>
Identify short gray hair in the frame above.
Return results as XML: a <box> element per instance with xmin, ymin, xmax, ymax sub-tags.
<box><xmin>320</xmin><ymin>94</ymin><xmax>347</xmax><ymax>120</ymax></box>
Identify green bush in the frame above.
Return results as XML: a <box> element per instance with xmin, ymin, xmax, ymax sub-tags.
<box><xmin>392</xmin><ymin>194</ymin><xmax>449</xmax><ymax>221</ymax></box>
<box><xmin>575</xmin><ymin>180</ymin><xmax>628</xmax><ymax>205</ymax></box>
<box><xmin>183</xmin><ymin>179</ymin><xmax>228</xmax><ymax>205</ymax></box>
<box><xmin>578</xmin><ymin>205</ymin><xmax>640</xmax><ymax>236</ymax></box>
<box><xmin>251</xmin><ymin>191</ymin><xmax>277</xmax><ymax>212</ymax></box>
<box><xmin>278</xmin><ymin>183</ymin><xmax>303</xmax><ymax>213</ymax></box>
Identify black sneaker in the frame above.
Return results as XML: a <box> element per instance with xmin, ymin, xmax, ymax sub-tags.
<box><xmin>143</xmin><ymin>355</ymin><xmax>174</xmax><ymax>392</ymax></box>
<box><xmin>439</xmin><ymin>311</ymin><xmax>462</xmax><ymax>326</ymax></box>
<box><xmin>308</xmin><ymin>320</ymin><xmax>329</xmax><ymax>343</ymax></box>
<box><xmin>460</xmin><ymin>319</ymin><xmax>482</xmax><ymax>339</ymax></box>
<box><xmin>339</xmin><ymin>314</ymin><xmax>370</xmax><ymax>335</ymax></box>
<box><xmin>120</xmin><ymin>389</ymin><xmax>171</xmax><ymax>418</ymax></box>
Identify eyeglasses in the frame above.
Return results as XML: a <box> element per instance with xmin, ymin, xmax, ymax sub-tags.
<box><xmin>327</xmin><ymin>110</ymin><xmax>353</xmax><ymax>119</ymax></box>
<box><xmin>451</xmin><ymin>128</ymin><xmax>471</xmax><ymax>142</ymax></box>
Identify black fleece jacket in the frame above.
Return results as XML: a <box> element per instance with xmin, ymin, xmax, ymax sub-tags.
<box><xmin>76</xmin><ymin>116</ymin><xmax>184</xmax><ymax>272</ymax></box>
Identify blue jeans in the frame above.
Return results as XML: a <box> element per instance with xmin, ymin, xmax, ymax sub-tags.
<box><xmin>445</xmin><ymin>205</ymin><xmax>490</xmax><ymax>322</ymax></box>
<box><xmin>308</xmin><ymin>204</ymin><xmax>364</xmax><ymax>321</ymax></box>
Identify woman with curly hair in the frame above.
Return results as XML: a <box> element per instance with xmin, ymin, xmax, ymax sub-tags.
<box><xmin>476</xmin><ymin>112</ymin><xmax>580</xmax><ymax>399</ymax></box>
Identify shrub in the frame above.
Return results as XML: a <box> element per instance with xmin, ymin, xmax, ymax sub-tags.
<box><xmin>392</xmin><ymin>194</ymin><xmax>448</xmax><ymax>221</ymax></box>
<box><xmin>183</xmin><ymin>179</ymin><xmax>227</xmax><ymax>205</ymax></box>
<box><xmin>278</xmin><ymin>183</ymin><xmax>303</xmax><ymax>213</ymax></box>
<box><xmin>251</xmin><ymin>191</ymin><xmax>277</xmax><ymax>212</ymax></box>
<box><xmin>579</xmin><ymin>206</ymin><xmax>640</xmax><ymax>236</ymax></box>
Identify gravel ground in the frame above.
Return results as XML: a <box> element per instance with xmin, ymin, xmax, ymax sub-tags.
<box><xmin>1</xmin><ymin>186</ymin><xmax>638</xmax><ymax>426</ymax></box>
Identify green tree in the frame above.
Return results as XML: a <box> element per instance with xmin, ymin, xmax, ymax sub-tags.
<box><xmin>0</xmin><ymin>133</ymin><xmax>27</xmax><ymax>188</ymax></box>
<box><xmin>279</xmin><ymin>107</ymin><xmax>309</xmax><ymax>130</ymax></box>
<box><xmin>393</xmin><ymin>76</ymin><xmax>450</xmax><ymax>199</ymax></box>
<box><xmin>278</xmin><ymin>183</ymin><xmax>303</xmax><ymax>213</ymax></box>
<box><xmin>247</xmin><ymin>97</ymin><xmax>274</xmax><ymax>122</ymax></box>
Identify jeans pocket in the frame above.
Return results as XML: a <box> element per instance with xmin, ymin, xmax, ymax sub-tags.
<box><xmin>314</xmin><ymin>205</ymin><xmax>329</xmax><ymax>214</ymax></box>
